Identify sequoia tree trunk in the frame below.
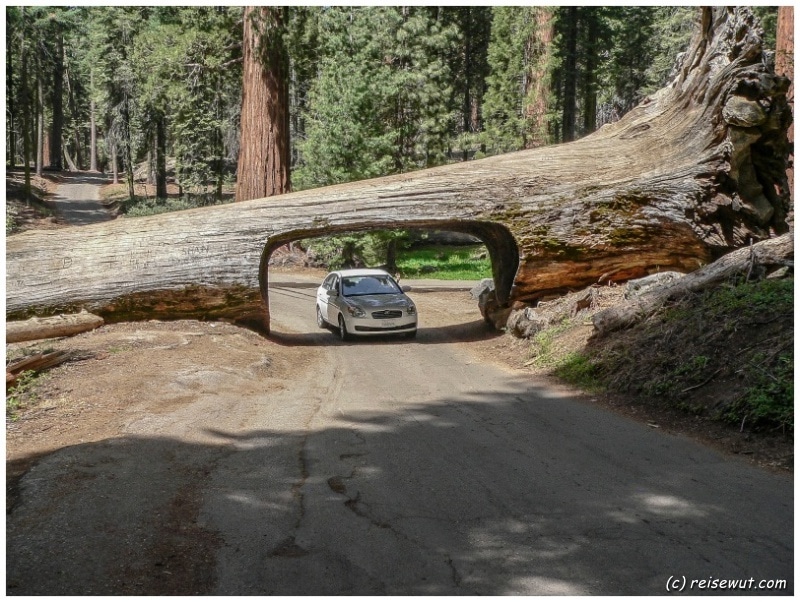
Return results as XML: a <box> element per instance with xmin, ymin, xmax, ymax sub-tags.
<box><xmin>235</xmin><ymin>6</ymin><xmax>291</xmax><ymax>202</ymax></box>
<box><xmin>6</xmin><ymin>8</ymin><xmax>792</xmax><ymax>334</ymax></box>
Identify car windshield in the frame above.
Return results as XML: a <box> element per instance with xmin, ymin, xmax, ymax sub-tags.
<box><xmin>341</xmin><ymin>275</ymin><xmax>401</xmax><ymax>297</ymax></box>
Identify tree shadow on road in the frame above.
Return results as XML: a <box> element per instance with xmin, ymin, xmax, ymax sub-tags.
<box><xmin>268</xmin><ymin>319</ymin><xmax>501</xmax><ymax>347</ymax></box>
<box><xmin>6</xmin><ymin>385</ymin><xmax>794</xmax><ymax>595</ymax></box>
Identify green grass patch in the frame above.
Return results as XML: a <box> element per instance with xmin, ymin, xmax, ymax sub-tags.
<box><xmin>123</xmin><ymin>196</ymin><xmax>198</xmax><ymax>217</ymax></box>
<box><xmin>6</xmin><ymin>370</ymin><xmax>42</xmax><ymax>421</ymax></box>
<box><xmin>525</xmin><ymin>319</ymin><xmax>573</xmax><ymax>369</ymax></box>
<box><xmin>120</xmin><ymin>194</ymin><xmax>235</xmax><ymax>217</ymax></box>
<box><xmin>553</xmin><ymin>352</ymin><xmax>601</xmax><ymax>392</ymax></box>
<box><xmin>721</xmin><ymin>353</ymin><xmax>794</xmax><ymax>431</ymax></box>
<box><xmin>588</xmin><ymin>276</ymin><xmax>793</xmax><ymax>432</ymax></box>
<box><xmin>396</xmin><ymin>245</ymin><xmax>491</xmax><ymax>280</ymax></box>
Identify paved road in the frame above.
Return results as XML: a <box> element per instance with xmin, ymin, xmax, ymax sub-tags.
<box><xmin>7</xmin><ymin>278</ymin><xmax>793</xmax><ymax>595</ymax></box>
<box><xmin>231</xmin><ymin>279</ymin><xmax>794</xmax><ymax>595</ymax></box>
<box><xmin>45</xmin><ymin>171</ymin><xmax>115</xmax><ymax>225</ymax></box>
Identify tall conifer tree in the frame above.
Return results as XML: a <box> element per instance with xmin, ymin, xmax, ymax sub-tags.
<box><xmin>236</xmin><ymin>6</ymin><xmax>290</xmax><ymax>201</ymax></box>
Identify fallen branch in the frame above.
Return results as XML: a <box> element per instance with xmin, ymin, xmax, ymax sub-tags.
<box><xmin>681</xmin><ymin>368</ymin><xmax>724</xmax><ymax>393</ymax></box>
<box><xmin>6</xmin><ymin>350</ymin><xmax>75</xmax><ymax>388</ymax></box>
<box><xmin>592</xmin><ymin>234</ymin><xmax>793</xmax><ymax>335</ymax></box>
<box><xmin>6</xmin><ymin>311</ymin><xmax>104</xmax><ymax>344</ymax></box>
<box><xmin>7</xmin><ymin>350</ymin><xmax>75</xmax><ymax>373</ymax></box>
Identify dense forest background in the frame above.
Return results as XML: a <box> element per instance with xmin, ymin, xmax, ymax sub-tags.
<box><xmin>5</xmin><ymin>6</ymin><xmax>779</xmax><ymax>199</ymax></box>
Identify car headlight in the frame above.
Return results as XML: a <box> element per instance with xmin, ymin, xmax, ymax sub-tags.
<box><xmin>406</xmin><ymin>304</ymin><xmax>416</xmax><ymax>316</ymax></box>
<box><xmin>346</xmin><ymin>305</ymin><xmax>366</xmax><ymax>318</ymax></box>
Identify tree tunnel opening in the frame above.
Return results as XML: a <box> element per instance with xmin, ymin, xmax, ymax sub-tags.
<box><xmin>258</xmin><ymin>221</ymin><xmax>520</xmax><ymax>335</ymax></box>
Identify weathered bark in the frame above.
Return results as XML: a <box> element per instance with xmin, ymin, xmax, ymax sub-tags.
<box><xmin>235</xmin><ymin>6</ymin><xmax>291</xmax><ymax>202</ymax></box>
<box><xmin>776</xmin><ymin>6</ymin><xmax>794</xmax><ymax>227</ymax></box>
<box><xmin>7</xmin><ymin>312</ymin><xmax>104</xmax><ymax>344</ymax></box>
<box><xmin>592</xmin><ymin>234</ymin><xmax>794</xmax><ymax>335</ymax></box>
<box><xmin>6</xmin><ymin>8</ymin><xmax>792</xmax><ymax>334</ymax></box>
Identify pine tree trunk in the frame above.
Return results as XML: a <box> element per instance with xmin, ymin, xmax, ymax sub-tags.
<box><xmin>561</xmin><ymin>7</ymin><xmax>578</xmax><ymax>142</ymax></box>
<box><xmin>385</xmin><ymin>239</ymin><xmax>398</xmax><ymax>275</ymax></box>
<box><xmin>7</xmin><ymin>30</ymin><xmax>16</xmax><ymax>169</ymax></box>
<box><xmin>111</xmin><ymin>140</ymin><xmax>119</xmax><ymax>185</ymax></box>
<box><xmin>50</xmin><ymin>30</ymin><xmax>64</xmax><ymax>171</ymax></box>
<box><xmin>6</xmin><ymin>8</ymin><xmax>793</xmax><ymax>333</ymax></box>
<box><xmin>122</xmin><ymin>96</ymin><xmax>135</xmax><ymax>202</ymax></box>
<box><xmin>89</xmin><ymin>71</ymin><xmax>98</xmax><ymax>172</ymax></box>
<box><xmin>461</xmin><ymin>7</ymin><xmax>475</xmax><ymax>161</ymax></box>
<box><xmin>19</xmin><ymin>11</ymin><xmax>31</xmax><ymax>199</ymax></box>
<box><xmin>65</xmin><ymin>63</ymin><xmax>83</xmax><ymax>170</ymax></box>
<box><xmin>36</xmin><ymin>74</ymin><xmax>44</xmax><ymax>177</ymax></box>
<box><xmin>776</xmin><ymin>6</ymin><xmax>794</xmax><ymax>228</ymax></box>
<box><xmin>235</xmin><ymin>6</ymin><xmax>291</xmax><ymax>202</ymax></box>
<box><xmin>155</xmin><ymin>115</ymin><xmax>168</xmax><ymax>199</ymax></box>
<box><xmin>582</xmin><ymin>10</ymin><xmax>598</xmax><ymax>135</ymax></box>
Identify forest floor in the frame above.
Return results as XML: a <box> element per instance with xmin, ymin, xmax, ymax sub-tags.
<box><xmin>6</xmin><ymin>171</ymin><xmax>793</xmax><ymax>478</ymax></box>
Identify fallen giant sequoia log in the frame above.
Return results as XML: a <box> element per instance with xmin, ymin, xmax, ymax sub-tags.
<box><xmin>6</xmin><ymin>8</ymin><xmax>791</xmax><ymax>332</ymax></box>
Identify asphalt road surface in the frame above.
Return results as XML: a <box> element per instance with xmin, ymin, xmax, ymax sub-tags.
<box><xmin>45</xmin><ymin>172</ymin><xmax>115</xmax><ymax>225</ymax></box>
<box><xmin>6</xmin><ymin>275</ymin><xmax>793</xmax><ymax>595</ymax></box>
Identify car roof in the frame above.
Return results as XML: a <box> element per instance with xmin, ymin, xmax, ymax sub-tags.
<box><xmin>332</xmin><ymin>268</ymin><xmax>392</xmax><ymax>277</ymax></box>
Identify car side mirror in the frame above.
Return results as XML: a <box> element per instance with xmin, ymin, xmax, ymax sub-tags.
<box><xmin>401</xmin><ymin>285</ymin><xmax>412</xmax><ymax>292</ymax></box>
<box><xmin>326</xmin><ymin>289</ymin><xmax>339</xmax><ymax>297</ymax></box>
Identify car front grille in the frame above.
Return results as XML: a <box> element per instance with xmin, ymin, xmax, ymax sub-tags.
<box><xmin>355</xmin><ymin>324</ymin><xmax>414</xmax><ymax>332</ymax></box>
<box><xmin>371</xmin><ymin>310</ymin><xmax>403</xmax><ymax>319</ymax></box>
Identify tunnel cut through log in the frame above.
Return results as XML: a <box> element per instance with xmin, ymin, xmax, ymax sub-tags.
<box><xmin>5</xmin><ymin>8</ymin><xmax>791</xmax><ymax>333</ymax></box>
<box><xmin>260</xmin><ymin>222</ymin><xmax>520</xmax><ymax>332</ymax></box>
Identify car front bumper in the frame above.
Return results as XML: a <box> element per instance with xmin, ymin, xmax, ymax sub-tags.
<box><xmin>346</xmin><ymin>315</ymin><xmax>417</xmax><ymax>335</ymax></box>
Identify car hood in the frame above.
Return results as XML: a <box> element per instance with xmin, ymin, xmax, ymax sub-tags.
<box><xmin>344</xmin><ymin>294</ymin><xmax>411</xmax><ymax>309</ymax></box>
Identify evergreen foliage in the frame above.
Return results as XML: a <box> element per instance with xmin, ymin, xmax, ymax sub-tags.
<box><xmin>293</xmin><ymin>7</ymin><xmax>459</xmax><ymax>190</ymax></box>
<box><xmin>8</xmin><ymin>6</ymin><xmax>751</xmax><ymax>213</ymax></box>
<box><xmin>484</xmin><ymin>6</ymin><xmax>555</xmax><ymax>153</ymax></box>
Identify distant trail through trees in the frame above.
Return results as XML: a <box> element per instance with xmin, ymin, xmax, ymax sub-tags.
<box><xmin>47</xmin><ymin>172</ymin><xmax>115</xmax><ymax>227</ymax></box>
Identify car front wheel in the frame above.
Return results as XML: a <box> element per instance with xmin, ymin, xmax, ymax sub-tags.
<box><xmin>316</xmin><ymin>305</ymin><xmax>327</xmax><ymax>329</ymax></box>
<box><xmin>338</xmin><ymin>314</ymin><xmax>350</xmax><ymax>341</ymax></box>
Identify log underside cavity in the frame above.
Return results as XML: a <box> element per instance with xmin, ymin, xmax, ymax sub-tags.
<box><xmin>5</xmin><ymin>8</ymin><xmax>792</xmax><ymax>333</ymax></box>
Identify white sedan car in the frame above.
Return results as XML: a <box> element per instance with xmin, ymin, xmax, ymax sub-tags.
<box><xmin>316</xmin><ymin>268</ymin><xmax>417</xmax><ymax>340</ymax></box>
